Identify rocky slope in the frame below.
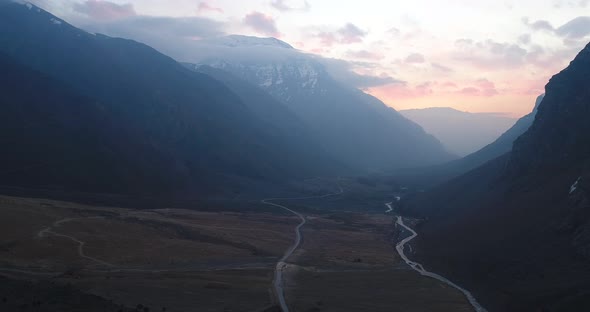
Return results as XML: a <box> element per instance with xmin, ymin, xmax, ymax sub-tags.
<box><xmin>408</xmin><ymin>43</ymin><xmax>590</xmax><ymax>311</ymax></box>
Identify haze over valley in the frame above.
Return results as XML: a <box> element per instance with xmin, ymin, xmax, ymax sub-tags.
<box><xmin>1</xmin><ymin>1</ymin><xmax>590</xmax><ymax>311</ymax></box>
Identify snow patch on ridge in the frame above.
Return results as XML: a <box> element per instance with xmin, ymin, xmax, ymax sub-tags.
<box><xmin>207</xmin><ymin>59</ymin><xmax>323</xmax><ymax>95</ymax></box>
<box><xmin>570</xmin><ymin>177</ymin><xmax>581</xmax><ymax>194</ymax></box>
<box><xmin>207</xmin><ymin>35</ymin><xmax>293</xmax><ymax>49</ymax></box>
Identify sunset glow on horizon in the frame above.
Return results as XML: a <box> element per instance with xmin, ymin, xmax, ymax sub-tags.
<box><xmin>32</xmin><ymin>0</ymin><xmax>590</xmax><ymax>117</ymax></box>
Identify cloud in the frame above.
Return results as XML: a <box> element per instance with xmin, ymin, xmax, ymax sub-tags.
<box><xmin>440</xmin><ymin>81</ymin><xmax>458</xmax><ymax>89</ymax></box>
<box><xmin>271</xmin><ymin>0</ymin><xmax>310</xmax><ymax>12</ymax></box>
<box><xmin>73</xmin><ymin>0</ymin><xmax>136</xmax><ymax>20</ymax></box>
<box><xmin>314</xmin><ymin>23</ymin><xmax>367</xmax><ymax>46</ymax></box>
<box><xmin>458</xmin><ymin>87</ymin><xmax>480</xmax><ymax>95</ymax></box>
<box><xmin>517</xmin><ymin>33</ymin><xmax>531</xmax><ymax>45</ymax></box>
<box><xmin>458</xmin><ymin>79</ymin><xmax>498</xmax><ymax>97</ymax></box>
<box><xmin>556</xmin><ymin>16</ymin><xmax>590</xmax><ymax>39</ymax></box>
<box><xmin>344</xmin><ymin>73</ymin><xmax>401</xmax><ymax>89</ymax></box>
<box><xmin>455</xmin><ymin>38</ymin><xmax>474</xmax><ymax>46</ymax></box>
<box><xmin>86</xmin><ymin>16</ymin><xmax>225</xmax><ymax>39</ymax></box>
<box><xmin>405</xmin><ymin>53</ymin><xmax>425</xmax><ymax>63</ymax></box>
<box><xmin>368</xmin><ymin>82</ymin><xmax>433</xmax><ymax>99</ymax></box>
<box><xmin>553</xmin><ymin>0</ymin><xmax>590</xmax><ymax>8</ymax></box>
<box><xmin>318</xmin><ymin>57</ymin><xmax>403</xmax><ymax>89</ymax></box>
<box><xmin>316</xmin><ymin>32</ymin><xmax>337</xmax><ymax>46</ymax></box>
<box><xmin>524</xmin><ymin>16</ymin><xmax>590</xmax><ymax>39</ymax></box>
<box><xmin>523</xmin><ymin>17</ymin><xmax>554</xmax><ymax>32</ymax></box>
<box><xmin>81</xmin><ymin>15</ymin><xmax>226</xmax><ymax>59</ymax></box>
<box><xmin>526</xmin><ymin>44</ymin><xmax>584</xmax><ymax>70</ymax></box>
<box><xmin>197</xmin><ymin>2</ymin><xmax>223</xmax><ymax>14</ymax></box>
<box><xmin>243</xmin><ymin>11</ymin><xmax>280</xmax><ymax>37</ymax></box>
<box><xmin>346</xmin><ymin>50</ymin><xmax>384</xmax><ymax>60</ymax></box>
<box><xmin>431</xmin><ymin>63</ymin><xmax>453</xmax><ymax>73</ymax></box>
<box><xmin>387</xmin><ymin>27</ymin><xmax>401</xmax><ymax>36</ymax></box>
<box><xmin>338</xmin><ymin>23</ymin><xmax>367</xmax><ymax>43</ymax></box>
<box><xmin>452</xmin><ymin>39</ymin><xmax>528</xmax><ymax>69</ymax></box>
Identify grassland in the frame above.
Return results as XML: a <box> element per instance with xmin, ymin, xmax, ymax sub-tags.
<box><xmin>0</xmin><ymin>179</ymin><xmax>472</xmax><ymax>312</ymax></box>
<box><xmin>0</xmin><ymin>195</ymin><xmax>294</xmax><ymax>311</ymax></box>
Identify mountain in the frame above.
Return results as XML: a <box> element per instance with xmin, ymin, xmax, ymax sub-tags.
<box><xmin>204</xmin><ymin>35</ymin><xmax>294</xmax><ymax>49</ymax></box>
<box><xmin>189</xmin><ymin>65</ymin><xmax>344</xmax><ymax>174</ymax></box>
<box><xmin>399</xmin><ymin>107</ymin><xmax>517</xmax><ymax>156</ymax></box>
<box><xmin>455</xmin><ymin>95</ymin><xmax>544</xmax><ymax>172</ymax></box>
<box><xmin>407</xmin><ymin>43</ymin><xmax>590</xmax><ymax>311</ymax></box>
<box><xmin>0</xmin><ymin>52</ymin><xmax>163</xmax><ymax>193</ymax></box>
<box><xmin>0</xmin><ymin>1</ymin><xmax>338</xmax><ymax>197</ymax></box>
<box><xmin>392</xmin><ymin>95</ymin><xmax>544</xmax><ymax>187</ymax></box>
<box><xmin>185</xmin><ymin>36</ymin><xmax>455</xmax><ymax>172</ymax></box>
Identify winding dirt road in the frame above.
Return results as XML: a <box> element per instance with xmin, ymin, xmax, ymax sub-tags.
<box><xmin>395</xmin><ymin>214</ymin><xmax>487</xmax><ymax>312</ymax></box>
<box><xmin>262</xmin><ymin>183</ymin><xmax>344</xmax><ymax>312</ymax></box>
<box><xmin>37</xmin><ymin>217</ymin><xmax>113</xmax><ymax>267</ymax></box>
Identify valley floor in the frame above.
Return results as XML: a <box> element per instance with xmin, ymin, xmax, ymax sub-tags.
<box><xmin>0</xmin><ymin>187</ymin><xmax>472</xmax><ymax>311</ymax></box>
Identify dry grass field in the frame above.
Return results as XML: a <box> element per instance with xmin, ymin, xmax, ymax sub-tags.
<box><xmin>0</xmin><ymin>193</ymin><xmax>472</xmax><ymax>312</ymax></box>
<box><xmin>0</xmin><ymin>195</ymin><xmax>295</xmax><ymax>311</ymax></box>
<box><xmin>282</xmin><ymin>212</ymin><xmax>473</xmax><ymax>312</ymax></box>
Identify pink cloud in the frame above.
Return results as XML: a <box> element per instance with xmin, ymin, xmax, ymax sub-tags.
<box><xmin>346</xmin><ymin>50</ymin><xmax>384</xmax><ymax>60</ymax></box>
<box><xmin>405</xmin><ymin>53</ymin><xmax>425</xmax><ymax>63</ymax></box>
<box><xmin>474</xmin><ymin>79</ymin><xmax>495</xmax><ymax>90</ymax></box>
<box><xmin>315</xmin><ymin>23</ymin><xmax>367</xmax><ymax>47</ymax></box>
<box><xmin>441</xmin><ymin>81</ymin><xmax>458</xmax><ymax>88</ymax></box>
<box><xmin>369</xmin><ymin>82</ymin><xmax>434</xmax><ymax>100</ymax></box>
<box><xmin>459</xmin><ymin>87</ymin><xmax>480</xmax><ymax>95</ymax></box>
<box><xmin>338</xmin><ymin>23</ymin><xmax>367</xmax><ymax>43</ymax></box>
<box><xmin>73</xmin><ymin>0</ymin><xmax>136</xmax><ymax>20</ymax></box>
<box><xmin>271</xmin><ymin>0</ymin><xmax>311</xmax><ymax>12</ymax></box>
<box><xmin>451</xmin><ymin>39</ymin><xmax>528</xmax><ymax>70</ymax></box>
<box><xmin>317</xmin><ymin>32</ymin><xmax>337</xmax><ymax>47</ymax></box>
<box><xmin>431</xmin><ymin>63</ymin><xmax>454</xmax><ymax>73</ymax></box>
<box><xmin>243</xmin><ymin>12</ymin><xmax>281</xmax><ymax>37</ymax></box>
<box><xmin>512</xmin><ymin>77</ymin><xmax>550</xmax><ymax>96</ymax></box>
<box><xmin>197</xmin><ymin>2</ymin><xmax>224</xmax><ymax>14</ymax></box>
<box><xmin>456</xmin><ymin>79</ymin><xmax>499</xmax><ymax>97</ymax></box>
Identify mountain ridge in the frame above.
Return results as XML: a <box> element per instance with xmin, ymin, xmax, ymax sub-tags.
<box><xmin>0</xmin><ymin>1</ymin><xmax>340</xmax><ymax>197</ymax></box>
<box><xmin>190</xmin><ymin>42</ymin><xmax>455</xmax><ymax>171</ymax></box>
<box><xmin>409</xmin><ymin>42</ymin><xmax>590</xmax><ymax>311</ymax></box>
<box><xmin>393</xmin><ymin>95</ymin><xmax>544</xmax><ymax>187</ymax></box>
<box><xmin>400</xmin><ymin>107</ymin><xmax>517</xmax><ymax>156</ymax></box>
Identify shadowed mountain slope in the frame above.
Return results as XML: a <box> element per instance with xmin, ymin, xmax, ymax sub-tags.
<box><xmin>408</xmin><ymin>43</ymin><xmax>590</xmax><ymax>311</ymax></box>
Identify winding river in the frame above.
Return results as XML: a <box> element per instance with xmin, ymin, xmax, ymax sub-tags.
<box><xmin>394</xmin><ymin>212</ymin><xmax>487</xmax><ymax>312</ymax></box>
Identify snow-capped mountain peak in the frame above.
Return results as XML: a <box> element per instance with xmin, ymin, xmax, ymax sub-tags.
<box><xmin>201</xmin><ymin>58</ymin><xmax>325</xmax><ymax>98</ymax></box>
<box><xmin>206</xmin><ymin>35</ymin><xmax>294</xmax><ymax>49</ymax></box>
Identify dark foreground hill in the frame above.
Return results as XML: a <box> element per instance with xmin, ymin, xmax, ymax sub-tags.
<box><xmin>408</xmin><ymin>43</ymin><xmax>590</xmax><ymax>311</ymax></box>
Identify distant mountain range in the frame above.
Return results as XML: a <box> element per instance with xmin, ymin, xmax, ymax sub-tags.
<box><xmin>399</xmin><ymin>107</ymin><xmax>517</xmax><ymax>156</ymax></box>
<box><xmin>0</xmin><ymin>2</ymin><xmax>452</xmax><ymax>198</ymax></box>
<box><xmin>409</xmin><ymin>43</ymin><xmax>590</xmax><ymax>311</ymax></box>
<box><xmin>393</xmin><ymin>95</ymin><xmax>543</xmax><ymax>187</ymax></box>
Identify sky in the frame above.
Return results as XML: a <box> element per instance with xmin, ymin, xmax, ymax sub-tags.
<box><xmin>29</xmin><ymin>0</ymin><xmax>590</xmax><ymax>117</ymax></box>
